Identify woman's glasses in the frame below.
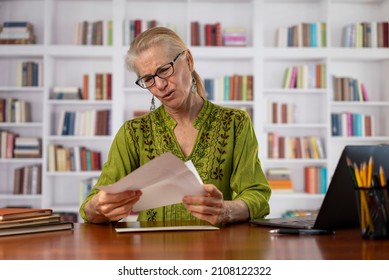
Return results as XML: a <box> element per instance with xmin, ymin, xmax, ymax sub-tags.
<box><xmin>135</xmin><ymin>50</ymin><xmax>186</xmax><ymax>89</ymax></box>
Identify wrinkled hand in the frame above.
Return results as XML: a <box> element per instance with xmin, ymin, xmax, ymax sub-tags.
<box><xmin>182</xmin><ymin>184</ymin><xmax>230</xmax><ymax>225</ymax></box>
<box><xmin>89</xmin><ymin>189</ymin><xmax>142</xmax><ymax>222</ymax></box>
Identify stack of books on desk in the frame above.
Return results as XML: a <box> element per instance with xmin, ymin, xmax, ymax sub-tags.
<box><xmin>0</xmin><ymin>208</ymin><xmax>73</xmax><ymax>237</ymax></box>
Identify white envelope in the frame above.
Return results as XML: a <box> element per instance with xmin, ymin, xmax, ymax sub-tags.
<box><xmin>96</xmin><ymin>152</ymin><xmax>205</xmax><ymax>212</ymax></box>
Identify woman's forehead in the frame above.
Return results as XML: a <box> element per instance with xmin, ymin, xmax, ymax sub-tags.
<box><xmin>136</xmin><ymin>47</ymin><xmax>172</xmax><ymax>75</ymax></box>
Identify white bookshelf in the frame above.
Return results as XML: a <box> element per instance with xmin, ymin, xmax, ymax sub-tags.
<box><xmin>1</xmin><ymin>0</ymin><xmax>389</xmax><ymax>219</ymax></box>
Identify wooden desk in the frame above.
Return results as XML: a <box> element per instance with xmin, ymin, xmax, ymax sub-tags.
<box><xmin>0</xmin><ymin>223</ymin><xmax>388</xmax><ymax>260</ymax></box>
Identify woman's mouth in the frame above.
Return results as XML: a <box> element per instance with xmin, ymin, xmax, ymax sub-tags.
<box><xmin>162</xmin><ymin>91</ymin><xmax>174</xmax><ymax>99</ymax></box>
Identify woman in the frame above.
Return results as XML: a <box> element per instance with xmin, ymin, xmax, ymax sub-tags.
<box><xmin>80</xmin><ymin>27</ymin><xmax>270</xmax><ymax>225</ymax></box>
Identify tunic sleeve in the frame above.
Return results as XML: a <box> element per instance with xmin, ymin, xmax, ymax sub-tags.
<box><xmin>230</xmin><ymin>112</ymin><xmax>271</xmax><ymax>220</ymax></box>
<box><xmin>79</xmin><ymin>122</ymin><xmax>140</xmax><ymax>222</ymax></box>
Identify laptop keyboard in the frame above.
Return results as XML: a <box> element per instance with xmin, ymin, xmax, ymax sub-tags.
<box><xmin>268</xmin><ymin>215</ymin><xmax>317</xmax><ymax>227</ymax></box>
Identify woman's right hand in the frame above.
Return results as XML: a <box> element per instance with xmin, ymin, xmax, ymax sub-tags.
<box><xmin>85</xmin><ymin>189</ymin><xmax>142</xmax><ymax>223</ymax></box>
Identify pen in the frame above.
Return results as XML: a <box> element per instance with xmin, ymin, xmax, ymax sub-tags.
<box><xmin>269</xmin><ymin>229</ymin><xmax>335</xmax><ymax>235</ymax></box>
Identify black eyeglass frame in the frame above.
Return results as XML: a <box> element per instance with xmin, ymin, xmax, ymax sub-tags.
<box><xmin>135</xmin><ymin>50</ymin><xmax>186</xmax><ymax>89</ymax></box>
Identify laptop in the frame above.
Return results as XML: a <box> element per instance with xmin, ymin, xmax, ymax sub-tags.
<box><xmin>251</xmin><ymin>144</ymin><xmax>389</xmax><ymax>230</ymax></box>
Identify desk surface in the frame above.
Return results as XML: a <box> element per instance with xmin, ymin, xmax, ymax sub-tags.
<box><xmin>1</xmin><ymin>223</ymin><xmax>389</xmax><ymax>260</ymax></box>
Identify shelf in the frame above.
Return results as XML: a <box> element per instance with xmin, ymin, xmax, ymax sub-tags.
<box><xmin>331</xmin><ymin>101</ymin><xmax>389</xmax><ymax>107</ymax></box>
<box><xmin>47</xmin><ymin>136</ymin><xmax>112</xmax><ymax>141</ymax></box>
<box><xmin>0</xmin><ymin>194</ymin><xmax>42</xmax><ymax>200</ymax></box>
<box><xmin>0</xmin><ymin>158</ymin><xmax>43</xmax><ymax>164</ymax></box>
<box><xmin>46</xmin><ymin>171</ymin><xmax>102</xmax><ymax>177</ymax></box>
<box><xmin>264</xmin><ymin>123</ymin><xmax>327</xmax><ymax>129</ymax></box>
<box><xmin>0</xmin><ymin>122</ymin><xmax>43</xmax><ymax>128</ymax></box>
<box><xmin>48</xmin><ymin>100</ymin><xmax>112</xmax><ymax>106</ymax></box>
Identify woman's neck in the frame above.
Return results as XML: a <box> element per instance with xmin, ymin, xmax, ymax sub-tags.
<box><xmin>165</xmin><ymin>93</ymin><xmax>204</xmax><ymax>125</ymax></box>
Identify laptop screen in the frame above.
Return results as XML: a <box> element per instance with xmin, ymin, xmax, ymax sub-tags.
<box><xmin>314</xmin><ymin>144</ymin><xmax>389</xmax><ymax>229</ymax></box>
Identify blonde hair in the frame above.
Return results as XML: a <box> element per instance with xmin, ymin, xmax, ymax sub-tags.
<box><xmin>125</xmin><ymin>27</ymin><xmax>205</xmax><ymax>98</ymax></box>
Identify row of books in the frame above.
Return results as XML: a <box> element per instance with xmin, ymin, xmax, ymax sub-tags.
<box><xmin>267</xmin><ymin>133</ymin><xmax>325</xmax><ymax>160</ymax></box>
<box><xmin>203</xmin><ymin>75</ymin><xmax>253</xmax><ymax>101</ymax></box>
<box><xmin>56</xmin><ymin>109</ymin><xmax>110</xmax><ymax>136</ymax></box>
<box><xmin>50</xmin><ymin>87</ymin><xmax>82</xmax><ymax>100</ymax></box>
<box><xmin>0</xmin><ymin>21</ymin><xmax>36</xmax><ymax>44</ymax></box>
<box><xmin>13</xmin><ymin>164</ymin><xmax>42</xmax><ymax>195</ymax></box>
<box><xmin>342</xmin><ymin>22</ymin><xmax>389</xmax><ymax>48</ymax></box>
<box><xmin>0</xmin><ymin>132</ymin><xmax>41</xmax><ymax>159</ymax></box>
<box><xmin>83</xmin><ymin>73</ymin><xmax>112</xmax><ymax>100</ymax></box>
<box><xmin>122</xmin><ymin>19</ymin><xmax>176</xmax><ymax>46</ymax></box>
<box><xmin>332</xmin><ymin>76</ymin><xmax>369</xmax><ymax>102</ymax></box>
<box><xmin>267</xmin><ymin>101</ymin><xmax>295</xmax><ymax>124</ymax></box>
<box><xmin>0</xmin><ymin>98</ymin><xmax>31</xmax><ymax>123</ymax></box>
<box><xmin>266</xmin><ymin>167</ymin><xmax>293</xmax><ymax>192</ymax></box>
<box><xmin>73</xmin><ymin>20</ymin><xmax>113</xmax><ymax>46</ymax></box>
<box><xmin>0</xmin><ymin>208</ymin><xmax>73</xmax><ymax>237</ymax></box>
<box><xmin>191</xmin><ymin>21</ymin><xmax>247</xmax><ymax>47</ymax></box>
<box><xmin>304</xmin><ymin>166</ymin><xmax>327</xmax><ymax>194</ymax></box>
<box><xmin>47</xmin><ymin>144</ymin><xmax>102</xmax><ymax>172</ymax></box>
<box><xmin>276</xmin><ymin>22</ymin><xmax>327</xmax><ymax>48</ymax></box>
<box><xmin>282</xmin><ymin>63</ymin><xmax>326</xmax><ymax>89</ymax></box>
<box><xmin>331</xmin><ymin>112</ymin><xmax>374</xmax><ymax>137</ymax></box>
<box><xmin>16</xmin><ymin>61</ymin><xmax>43</xmax><ymax>87</ymax></box>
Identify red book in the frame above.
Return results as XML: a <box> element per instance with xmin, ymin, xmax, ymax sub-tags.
<box><xmin>365</xmin><ymin>115</ymin><xmax>372</xmax><ymax>136</ymax></box>
<box><xmin>95</xmin><ymin>73</ymin><xmax>103</xmax><ymax>100</ymax></box>
<box><xmin>80</xmin><ymin>147</ymin><xmax>87</xmax><ymax>171</ymax></box>
<box><xmin>107</xmin><ymin>73</ymin><xmax>112</xmax><ymax>100</ymax></box>
<box><xmin>191</xmin><ymin>21</ymin><xmax>200</xmax><ymax>46</ymax></box>
<box><xmin>304</xmin><ymin>166</ymin><xmax>317</xmax><ymax>194</ymax></box>
<box><xmin>215</xmin><ymin>22</ymin><xmax>222</xmax><ymax>46</ymax></box>
<box><xmin>134</xmin><ymin>19</ymin><xmax>142</xmax><ymax>38</ymax></box>
<box><xmin>82</xmin><ymin>74</ymin><xmax>89</xmax><ymax>100</ymax></box>
<box><xmin>0</xmin><ymin>208</ymin><xmax>52</xmax><ymax>221</ymax></box>
<box><xmin>205</xmin><ymin>24</ymin><xmax>213</xmax><ymax>46</ymax></box>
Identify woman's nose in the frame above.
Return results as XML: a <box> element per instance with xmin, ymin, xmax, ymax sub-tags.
<box><xmin>154</xmin><ymin>76</ymin><xmax>168</xmax><ymax>89</ymax></box>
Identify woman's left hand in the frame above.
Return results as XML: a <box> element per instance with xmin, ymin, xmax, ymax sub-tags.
<box><xmin>182</xmin><ymin>184</ymin><xmax>229</xmax><ymax>225</ymax></box>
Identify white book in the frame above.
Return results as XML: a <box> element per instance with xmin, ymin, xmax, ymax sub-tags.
<box><xmin>88</xmin><ymin>72</ymin><xmax>96</xmax><ymax>101</ymax></box>
<box><xmin>370</xmin><ymin>22</ymin><xmax>377</xmax><ymax>48</ymax></box>
<box><xmin>56</xmin><ymin>110</ymin><xmax>65</xmax><ymax>136</ymax></box>
<box><xmin>316</xmin><ymin>22</ymin><xmax>322</xmax><ymax>47</ymax></box>
<box><xmin>73</xmin><ymin>146</ymin><xmax>81</xmax><ymax>172</ymax></box>
<box><xmin>47</xmin><ymin>144</ymin><xmax>57</xmax><ymax>172</ymax></box>
<box><xmin>16</xmin><ymin>62</ymin><xmax>23</xmax><ymax>87</ymax></box>
<box><xmin>297</xmin><ymin>23</ymin><xmax>303</xmax><ymax>47</ymax></box>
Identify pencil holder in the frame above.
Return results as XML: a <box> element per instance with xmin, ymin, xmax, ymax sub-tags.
<box><xmin>354</xmin><ymin>187</ymin><xmax>389</xmax><ymax>239</ymax></box>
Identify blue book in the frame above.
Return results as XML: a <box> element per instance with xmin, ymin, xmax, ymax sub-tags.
<box><xmin>62</xmin><ymin>112</ymin><xmax>70</xmax><ymax>135</ymax></box>
<box><xmin>224</xmin><ymin>76</ymin><xmax>230</xmax><ymax>101</ymax></box>
<box><xmin>310</xmin><ymin>23</ymin><xmax>317</xmax><ymax>47</ymax></box>
<box><xmin>204</xmin><ymin>79</ymin><xmax>214</xmax><ymax>100</ymax></box>
<box><xmin>3</xmin><ymin>21</ymin><xmax>30</xmax><ymax>27</ymax></box>
<box><xmin>320</xmin><ymin>167</ymin><xmax>327</xmax><ymax>194</ymax></box>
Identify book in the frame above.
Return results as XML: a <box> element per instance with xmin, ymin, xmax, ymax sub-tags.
<box><xmin>0</xmin><ymin>214</ymin><xmax>61</xmax><ymax>229</ymax></box>
<box><xmin>115</xmin><ymin>221</ymin><xmax>219</xmax><ymax>233</ymax></box>
<box><xmin>0</xmin><ymin>221</ymin><xmax>73</xmax><ymax>237</ymax></box>
<box><xmin>0</xmin><ymin>208</ymin><xmax>52</xmax><ymax>221</ymax></box>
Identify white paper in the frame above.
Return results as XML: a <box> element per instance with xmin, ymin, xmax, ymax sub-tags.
<box><xmin>96</xmin><ymin>152</ymin><xmax>205</xmax><ymax>211</ymax></box>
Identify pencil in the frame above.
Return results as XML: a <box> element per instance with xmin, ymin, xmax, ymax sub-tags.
<box><xmin>367</xmin><ymin>156</ymin><xmax>373</xmax><ymax>187</ymax></box>
<box><xmin>346</xmin><ymin>157</ymin><xmax>358</xmax><ymax>187</ymax></box>
<box><xmin>379</xmin><ymin>165</ymin><xmax>386</xmax><ymax>187</ymax></box>
<box><xmin>353</xmin><ymin>163</ymin><xmax>363</xmax><ymax>187</ymax></box>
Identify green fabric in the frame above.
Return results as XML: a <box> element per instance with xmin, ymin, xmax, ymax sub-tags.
<box><xmin>80</xmin><ymin>100</ymin><xmax>271</xmax><ymax>222</ymax></box>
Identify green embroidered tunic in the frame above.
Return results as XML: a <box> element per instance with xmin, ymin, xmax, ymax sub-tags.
<box><xmin>80</xmin><ymin>100</ymin><xmax>271</xmax><ymax>222</ymax></box>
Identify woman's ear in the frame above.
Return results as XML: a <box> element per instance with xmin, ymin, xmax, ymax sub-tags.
<box><xmin>185</xmin><ymin>49</ymin><xmax>195</xmax><ymax>72</ymax></box>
